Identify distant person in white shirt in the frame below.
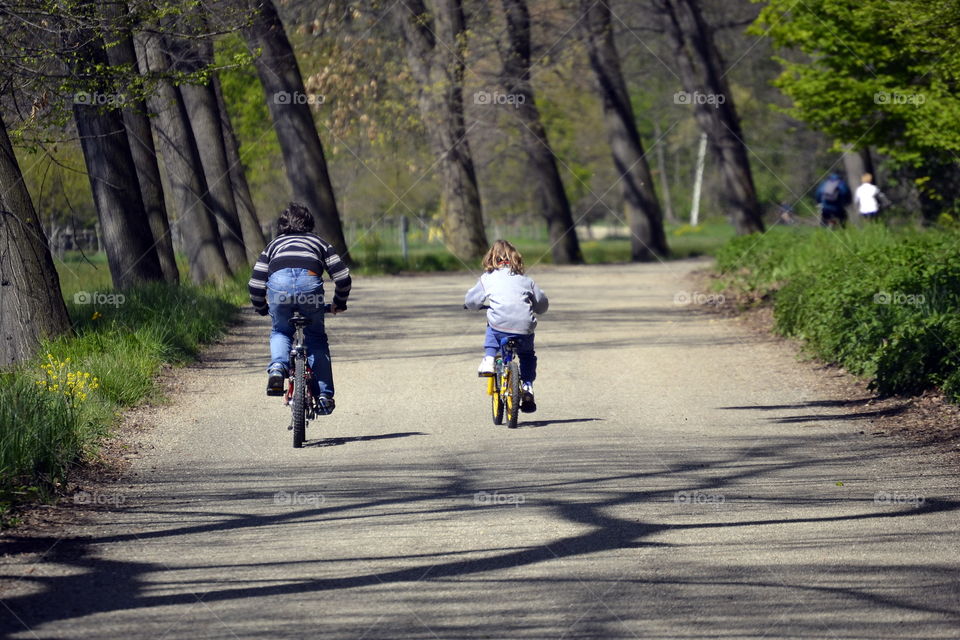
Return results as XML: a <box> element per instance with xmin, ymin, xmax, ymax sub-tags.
<box><xmin>855</xmin><ymin>173</ymin><xmax>883</xmax><ymax>220</ymax></box>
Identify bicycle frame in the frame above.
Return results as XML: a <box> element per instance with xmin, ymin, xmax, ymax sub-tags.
<box><xmin>487</xmin><ymin>337</ymin><xmax>521</xmax><ymax>428</ymax></box>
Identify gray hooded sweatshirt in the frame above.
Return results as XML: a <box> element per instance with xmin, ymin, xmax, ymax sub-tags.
<box><xmin>464</xmin><ymin>267</ymin><xmax>548</xmax><ymax>335</ymax></box>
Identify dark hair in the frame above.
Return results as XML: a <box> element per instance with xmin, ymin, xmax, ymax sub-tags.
<box><xmin>277</xmin><ymin>202</ymin><xmax>315</xmax><ymax>235</ymax></box>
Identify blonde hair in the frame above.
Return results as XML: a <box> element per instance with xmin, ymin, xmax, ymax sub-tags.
<box><xmin>862</xmin><ymin>173</ymin><xmax>874</xmax><ymax>184</ymax></box>
<box><xmin>482</xmin><ymin>239</ymin><xmax>524</xmax><ymax>274</ymax></box>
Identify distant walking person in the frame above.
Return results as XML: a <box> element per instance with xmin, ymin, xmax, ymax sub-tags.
<box><xmin>855</xmin><ymin>173</ymin><xmax>884</xmax><ymax>221</ymax></box>
<box><xmin>815</xmin><ymin>171</ymin><xmax>852</xmax><ymax>228</ymax></box>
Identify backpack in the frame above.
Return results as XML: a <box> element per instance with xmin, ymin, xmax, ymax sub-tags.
<box><xmin>822</xmin><ymin>178</ymin><xmax>842</xmax><ymax>204</ymax></box>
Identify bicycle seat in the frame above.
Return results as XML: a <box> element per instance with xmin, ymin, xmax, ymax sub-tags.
<box><xmin>290</xmin><ymin>312</ymin><xmax>312</xmax><ymax>328</ymax></box>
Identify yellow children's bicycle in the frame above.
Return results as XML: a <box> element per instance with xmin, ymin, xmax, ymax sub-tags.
<box><xmin>487</xmin><ymin>337</ymin><xmax>522</xmax><ymax>429</ymax></box>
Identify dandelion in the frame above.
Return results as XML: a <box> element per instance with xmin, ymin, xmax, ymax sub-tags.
<box><xmin>92</xmin><ymin>311</ymin><xmax>102</xmax><ymax>320</ymax></box>
<box><xmin>36</xmin><ymin>354</ymin><xmax>99</xmax><ymax>407</ymax></box>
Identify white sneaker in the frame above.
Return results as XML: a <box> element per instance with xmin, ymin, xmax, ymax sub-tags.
<box><xmin>477</xmin><ymin>356</ymin><xmax>495</xmax><ymax>377</ymax></box>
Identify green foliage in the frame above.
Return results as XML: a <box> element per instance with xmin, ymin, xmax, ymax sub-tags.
<box><xmin>753</xmin><ymin>0</ymin><xmax>960</xmax><ymax>165</ymax></box>
<box><xmin>717</xmin><ymin>225</ymin><xmax>960</xmax><ymax>399</ymax></box>
<box><xmin>0</xmin><ymin>278</ymin><xmax>243</xmax><ymax>520</ymax></box>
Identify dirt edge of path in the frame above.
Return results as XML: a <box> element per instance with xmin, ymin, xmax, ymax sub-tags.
<box><xmin>694</xmin><ymin>267</ymin><xmax>960</xmax><ymax>467</ymax></box>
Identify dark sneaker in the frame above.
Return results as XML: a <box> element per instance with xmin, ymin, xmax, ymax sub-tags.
<box><xmin>266</xmin><ymin>367</ymin><xmax>286</xmax><ymax>396</ymax></box>
<box><xmin>520</xmin><ymin>389</ymin><xmax>537</xmax><ymax>413</ymax></box>
<box><xmin>315</xmin><ymin>394</ymin><xmax>335</xmax><ymax>416</ymax></box>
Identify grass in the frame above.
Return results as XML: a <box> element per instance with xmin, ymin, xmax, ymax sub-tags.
<box><xmin>0</xmin><ymin>266</ymin><xmax>247</xmax><ymax>525</ymax></box>
<box><xmin>715</xmin><ymin>223</ymin><xmax>960</xmax><ymax>400</ymax></box>
<box><xmin>347</xmin><ymin>218</ymin><xmax>735</xmax><ymax>274</ymax></box>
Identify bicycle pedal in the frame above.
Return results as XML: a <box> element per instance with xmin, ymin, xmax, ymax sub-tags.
<box><xmin>266</xmin><ymin>388</ymin><xmax>286</xmax><ymax>397</ymax></box>
<box><xmin>478</xmin><ymin>371</ymin><xmax>494</xmax><ymax>378</ymax></box>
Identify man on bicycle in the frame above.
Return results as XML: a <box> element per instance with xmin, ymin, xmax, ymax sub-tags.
<box><xmin>248</xmin><ymin>203</ymin><xmax>351</xmax><ymax>414</ymax></box>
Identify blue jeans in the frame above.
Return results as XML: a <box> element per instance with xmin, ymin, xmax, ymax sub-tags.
<box><xmin>266</xmin><ymin>268</ymin><xmax>333</xmax><ymax>397</ymax></box>
<box><xmin>484</xmin><ymin>326</ymin><xmax>537</xmax><ymax>384</ymax></box>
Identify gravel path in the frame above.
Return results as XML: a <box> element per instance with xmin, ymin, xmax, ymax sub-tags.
<box><xmin>2</xmin><ymin>260</ymin><xmax>959</xmax><ymax>639</ymax></box>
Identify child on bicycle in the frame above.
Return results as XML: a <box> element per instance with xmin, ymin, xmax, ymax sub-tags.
<box><xmin>464</xmin><ymin>240</ymin><xmax>548</xmax><ymax>413</ymax></box>
<box><xmin>248</xmin><ymin>202</ymin><xmax>351</xmax><ymax>414</ymax></box>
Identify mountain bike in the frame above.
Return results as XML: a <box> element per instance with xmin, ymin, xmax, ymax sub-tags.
<box><xmin>487</xmin><ymin>337</ymin><xmax>522</xmax><ymax>429</ymax></box>
<box><xmin>285</xmin><ymin>305</ymin><xmax>333</xmax><ymax>448</ymax></box>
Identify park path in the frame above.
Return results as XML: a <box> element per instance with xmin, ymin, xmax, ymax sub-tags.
<box><xmin>2</xmin><ymin>260</ymin><xmax>959</xmax><ymax>639</ymax></box>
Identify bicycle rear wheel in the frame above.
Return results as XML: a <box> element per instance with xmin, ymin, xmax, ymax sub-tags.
<box><xmin>292</xmin><ymin>354</ymin><xmax>307</xmax><ymax>448</ymax></box>
<box><xmin>505</xmin><ymin>359</ymin><xmax>520</xmax><ymax>428</ymax></box>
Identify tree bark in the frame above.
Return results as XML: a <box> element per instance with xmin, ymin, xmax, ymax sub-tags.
<box><xmin>581</xmin><ymin>0</ymin><xmax>668</xmax><ymax>261</ymax></box>
<box><xmin>213</xmin><ymin>75</ymin><xmax>267</xmax><ymax>262</ymax></box>
<box><xmin>71</xmin><ymin>33</ymin><xmax>165</xmax><ymax>288</ymax></box>
<box><xmin>136</xmin><ymin>31</ymin><xmax>232</xmax><ymax>284</ymax></box>
<box><xmin>656</xmin><ymin>0</ymin><xmax>765</xmax><ymax>234</ymax></box>
<box><xmin>170</xmin><ymin>33</ymin><xmax>249</xmax><ymax>271</ymax></box>
<box><xmin>103</xmin><ymin>23</ymin><xmax>179</xmax><ymax>284</ymax></box>
<box><xmin>842</xmin><ymin>145</ymin><xmax>874</xmax><ymax>193</ymax></box>
<box><xmin>241</xmin><ymin>0</ymin><xmax>349</xmax><ymax>259</ymax></box>
<box><xmin>396</xmin><ymin>0</ymin><xmax>488</xmax><ymax>261</ymax></box>
<box><xmin>499</xmin><ymin>0</ymin><xmax>582</xmax><ymax>264</ymax></box>
<box><xmin>0</xmin><ymin>114</ymin><xmax>71</xmax><ymax>366</ymax></box>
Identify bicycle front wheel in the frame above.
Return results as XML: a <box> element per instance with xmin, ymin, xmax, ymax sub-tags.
<box><xmin>505</xmin><ymin>359</ymin><xmax>520</xmax><ymax>429</ymax></box>
<box><xmin>292</xmin><ymin>355</ymin><xmax>307</xmax><ymax>448</ymax></box>
<box><xmin>490</xmin><ymin>368</ymin><xmax>504</xmax><ymax>425</ymax></box>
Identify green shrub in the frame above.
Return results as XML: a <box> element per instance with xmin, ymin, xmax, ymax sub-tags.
<box><xmin>1</xmin><ymin>278</ymin><xmax>243</xmax><ymax>516</ymax></box>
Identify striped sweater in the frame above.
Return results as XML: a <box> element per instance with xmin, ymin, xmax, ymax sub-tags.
<box><xmin>248</xmin><ymin>233</ymin><xmax>351</xmax><ymax>313</ymax></box>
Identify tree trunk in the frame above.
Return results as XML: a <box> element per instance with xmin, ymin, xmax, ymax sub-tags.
<box><xmin>396</xmin><ymin>0</ymin><xmax>488</xmax><ymax>261</ymax></box>
<box><xmin>103</xmin><ymin>22</ymin><xmax>179</xmax><ymax>284</ymax></box>
<box><xmin>214</xmin><ymin>75</ymin><xmax>267</xmax><ymax>262</ymax></box>
<box><xmin>136</xmin><ymin>31</ymin><xmax>232</xmax><ymax>284</ymax></box>
<box><xmin>0</xmin><ymin>114</ymin><xmax>71</xmax><ymax>366</ymax></box>
<box><xmin>656</xmin><ymin>0</ymin><xmax>765</xmax><ymax>234</ymax></box>
<box><xmin>581</xmin><ymin>0</ymin><xmax>668</xmax><ymax>261</ymax></box>
<box><xmin>499</xmin><ymin>0</ymin><xmax>582</xmax><ymax>264</ymax></box>
<box><xmin>842</xmin><ymin>145</ymin><xmax>874</xmax><ymax>193</ymax></box>
<box><xmin>72</xmin><ymin>32</ymin><xmax>165</xmax><ymax>288</ymax></box>
<box><xmin>653</xmin><ymin>121</ymin><xmax>676</xmax><ymax>223</ymax></box>
<box><xmin>170</xmin><ymin>33</ymin><xmax>249</xmax><ymax>271</ymax></box>
<box><xmin>241</xmin><ymin>0</ymin><xmax>349</xmax><ymax>260</ymax></box>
